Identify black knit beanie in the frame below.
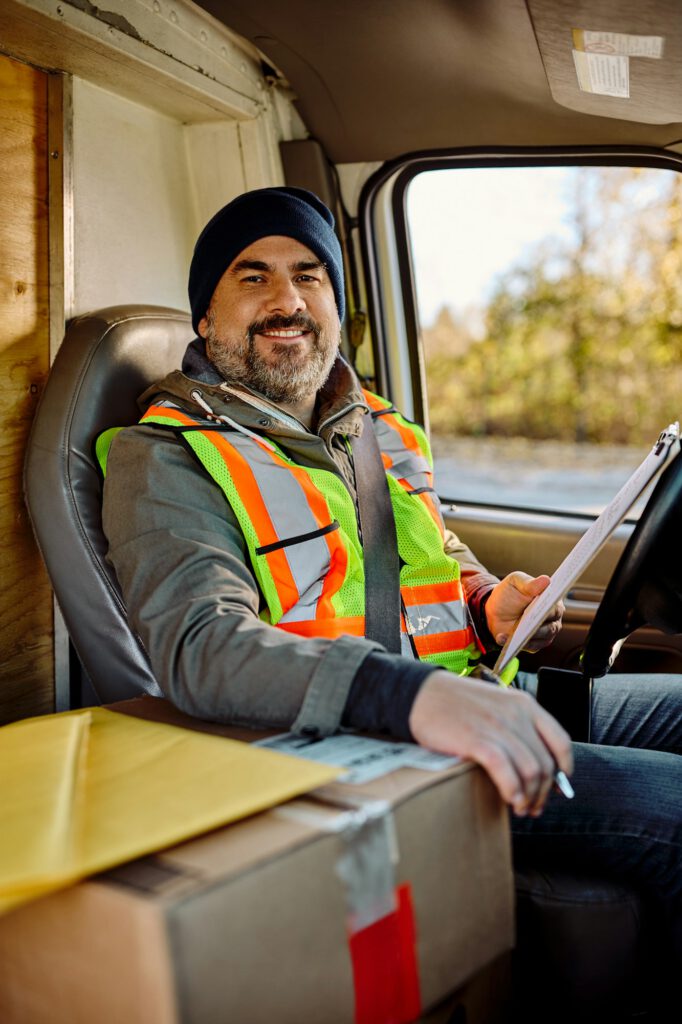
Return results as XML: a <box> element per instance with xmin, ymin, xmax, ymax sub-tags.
<box><xmin>188</xmin><ymin>186</ymin><xmax>345</xmax><ymax>333</ymax></box>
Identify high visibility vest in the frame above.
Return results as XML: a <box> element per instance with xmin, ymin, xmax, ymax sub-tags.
<box><xmin>102</xmin><ymin>392</ymin><xmax>487</xmax><ymax>675</ymax></box>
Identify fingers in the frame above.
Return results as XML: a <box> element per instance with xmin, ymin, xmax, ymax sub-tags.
<box><xmin>474</xmin><ymin>723</ymin><xmax>556</xmax><ymax>816</ymax></box>
<box><xmin>489</xmin><ymin>689</ymin><xmax>564</xmax><ymax>816</ymax></box>
<box><xmin>408</xmin><ymin>672</ymin><xmax>573</xmax><ymax>817</ymax></box>
<box><xmin>503</xmin><ymin>574</ymin><xmax>564</xmax><ymax>651</ymax></box>
<box><xmin>516</xmin><ymin>698</ymin><xmax>573</xmax><ymax>815</ymax></box>
<box><xmin>514</xmin><ymin>574</ymin><xmax>557</xmax><ymax>634</ymax></box>
<box><xmin>494</xmin><ymin>603</ymin><xmax>564</xmax><ymax>649</ymax></box>
<box><xmin>533</xmin><ymin>702</ymin><xmax>574</xmax><ymax>777</ymax></box>
<box><xmin>470</xmin><ymin>741</ymin><xmax>534</xmax><ymax>814</ymax></box>
<box><xmin>524</xmin><ymin>597</ymin><xmax>565</xmax><ymax>652</ymax></box>
<box><xmin>487</xmin><ymin>572</ymin><xmax>562</xmax><ymax>647</ymax></box>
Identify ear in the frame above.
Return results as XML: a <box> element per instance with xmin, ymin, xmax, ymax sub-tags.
<box><xmin>197</xmin><ymin>314</ymin><xmax>209</xmax><ymax>339</ymax></box>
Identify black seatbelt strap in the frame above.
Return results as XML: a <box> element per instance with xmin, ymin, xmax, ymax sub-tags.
<box><xmin>350</xmin><ymin>416</ymin><xmax>402</xmax><ymax>653</ymax></box>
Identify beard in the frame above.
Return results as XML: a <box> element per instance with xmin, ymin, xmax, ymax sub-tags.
<box><xmin>204</xmin><ymin>310</ymin><xmax>339</xmax><ymax>405</ymax></box>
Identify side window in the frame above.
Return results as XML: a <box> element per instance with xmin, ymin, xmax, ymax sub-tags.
<box><xmin>406</xmin><ymin>165</ymin><xmax>682</xmax><ymax>516</ymax></box>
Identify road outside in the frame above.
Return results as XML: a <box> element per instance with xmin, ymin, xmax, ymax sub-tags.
<box><xmin>431</xmin><ymin>435</ymin><xmax>651</xmax><ymax>517</ymax></box>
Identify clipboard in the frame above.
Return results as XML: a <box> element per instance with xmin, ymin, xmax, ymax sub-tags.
<box><xmin>493</xmin><ymin>423</ymin><xmax>680</xmax><ymax>676</ymax></box>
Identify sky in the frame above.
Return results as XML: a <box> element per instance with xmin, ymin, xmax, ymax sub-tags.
<box><xmin>406</xmin><ymin>166</ymin><xmax>575</xmax><ymax>327</ymax></box>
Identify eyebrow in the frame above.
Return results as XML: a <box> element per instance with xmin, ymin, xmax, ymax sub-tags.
<box><xmin>294</xmin><ymin>260</ymin><xmax>326</xmax><ymax>273</ymax></box>
<box><xmin>230</xmin><ymin>258</ymin><xmax>327</xmax><ymax>274</ymax></box>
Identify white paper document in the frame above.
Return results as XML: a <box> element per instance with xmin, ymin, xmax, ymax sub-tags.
<box><xmin>256</xmin><ymin>732</ymin><xmax>460</xmax><ymax>784</ymax></box>
<box><xmin>493</xmin><ymin>424</ymin><xmax>680</xmax><ymax>676</ymax></box>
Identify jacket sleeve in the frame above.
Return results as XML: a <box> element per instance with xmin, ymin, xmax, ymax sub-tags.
<box><xmin>443</xmin><ymin>527</ymin><xmax>500</xmax><ymax>649</ymax></box>
<box><xmin>102</xmin><ymin>425</ymin><xmax>383</xmax><ymax>733</ymax></box>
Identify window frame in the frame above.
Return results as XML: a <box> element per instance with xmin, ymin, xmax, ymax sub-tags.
<box><xmin>359</xmin><ymin>146</ymin><xmax>682</xmax><ymax>450</ymax></box>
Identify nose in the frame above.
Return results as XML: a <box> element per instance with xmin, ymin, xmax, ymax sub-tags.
<box><xmin>266</xmin><ymin>275</ymin><xmax>306</xmax><ymax>316</ymax></box>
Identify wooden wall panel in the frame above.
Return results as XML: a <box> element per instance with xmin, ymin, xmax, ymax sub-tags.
<box><xmin>0</xmin><ymin>54</ymin><xmax>54</xmax><ymax>723</ymax></box>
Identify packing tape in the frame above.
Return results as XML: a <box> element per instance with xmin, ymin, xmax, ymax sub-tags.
<box><xmin>335</xmin><ymin>810</ymin><xmax>397</xmax><ymax>932</ymax></box>
<box><xmin>276</xmin><ymin>793</ymin><xmax>421</xmax><ymax>1023</ymax></box>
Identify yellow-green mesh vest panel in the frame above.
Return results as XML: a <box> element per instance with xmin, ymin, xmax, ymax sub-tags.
<box><xmin>173</xmin><ymin>427</ymin><xmax>366</xmax><ymax>625</ymax></box>
<box><xmin>137</xmin><ymin>410</ymin><xmax>482</xmax><ymax>675</ymax></box>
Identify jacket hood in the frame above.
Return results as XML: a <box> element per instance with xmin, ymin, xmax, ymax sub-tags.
<box><xmin>181</xmin><ymin>336</ymin><xmax>223</xmax><ymax>384</ymax></box>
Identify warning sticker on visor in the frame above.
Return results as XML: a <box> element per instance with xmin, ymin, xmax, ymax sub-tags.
<box><xmin>571</xmin><ymin>28</ymin><xmax>664</xmax><ymax>99</ymax></box>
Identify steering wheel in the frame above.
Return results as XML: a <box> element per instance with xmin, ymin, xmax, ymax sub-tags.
<box><xmin>581</xmin><ymin>441</ymin><xmax>682</xmax><ymax>678</ymax></box>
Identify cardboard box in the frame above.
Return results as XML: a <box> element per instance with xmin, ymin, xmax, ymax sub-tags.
<box><xmin>0</xmin><ymin>699</ymin><xmax>514</xmax><ymax>1024</ymax></box>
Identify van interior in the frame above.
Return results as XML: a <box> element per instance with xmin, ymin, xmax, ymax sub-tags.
<box><xmin>1</xmin><ymin>1</ymin><xmax>681</xmax><ymax>1021</ymax></box>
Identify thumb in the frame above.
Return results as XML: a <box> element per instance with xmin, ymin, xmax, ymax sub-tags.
<box><xmin>519</xmin><ymin>573</ymin><xmax>551</xmax><ymax>597</ymax></box>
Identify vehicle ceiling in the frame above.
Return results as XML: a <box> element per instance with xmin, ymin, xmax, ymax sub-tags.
<box><xmin>195</xmin><ymin>0</ymin><xmax>682</xmax><ymax>163</ymax></box>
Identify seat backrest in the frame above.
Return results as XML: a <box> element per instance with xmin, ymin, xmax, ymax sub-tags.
<box><xmin>24</xmin><ymin>305</ymin><xmax>193</xmax><ymax>704</ymax></box>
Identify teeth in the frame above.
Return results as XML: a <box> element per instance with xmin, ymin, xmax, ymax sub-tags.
<box><xmin>261</xmin><ymin>329</ymin><xmax>305</xmax><ymax>338</ymax></box>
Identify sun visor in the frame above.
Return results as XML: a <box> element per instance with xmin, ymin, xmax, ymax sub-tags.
<box><xmin>526</xmin><ymin>0</ymin><xmax>682</xmax><ymax>124</ymax></box>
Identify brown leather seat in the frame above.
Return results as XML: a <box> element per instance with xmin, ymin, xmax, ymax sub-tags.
<box><xmin>24</xmin><ymin>305</ymin><xmax>192</xmax><ymax>704</ymax></box>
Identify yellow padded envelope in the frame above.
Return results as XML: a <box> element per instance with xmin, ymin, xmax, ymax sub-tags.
<box><xmin>1</xmin><ymin>707</ymin><xmax>339</xmax><ymax>914</ymax></box>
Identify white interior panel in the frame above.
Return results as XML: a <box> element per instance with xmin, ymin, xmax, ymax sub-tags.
<box><xmin>71</xmin><ymin>78</ymin><xmax>195</xmax><ymax>315</ymax></box>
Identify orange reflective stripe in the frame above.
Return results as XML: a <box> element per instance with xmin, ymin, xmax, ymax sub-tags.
<box><xmin>280</xmin><ymin>619</ymin><xmax>478</xmax><ymax>658</ymax></box>
<box><xmin>363</xmin><ymin>392</ymin><xmax>422</xmax><ymax>458</ymax></box>
<box><xmin>318</xmin><ymin>544</ymin><xmax>349</xmax><ymax>619</ymax></box>
<box><xmin>145</xmin><ymin>409</ymin><xmax>301</xmax><ymax>614</ymax></box>
<box><xmin>412</xmin><ymin>628</ymin><xmax>475</xmax><ymax>657</ymax></box>
<box><xmin>382</xmin><ymin>452</ymin><xmax>393</xmax><ymax>470</ymax></box>
<box><xmin>401</xmin><ymin>579</ymin><xmax>463</xmax><ymax>606</ymax></box>
<box><xmin>207</xmin><ymin>431</ymin><xmax>300</xmax><ymax>614</ymax></box>
<box><xmin>277</xmin><ymin>616</ymin><xmax>366</xmax><ymax>638</ymax></box>
<box><xmin>142</xmin><ymin>404</ymin><xmax>198</xmax><ymax>427</ymax></box>
<box><xmin>397</xmin><ymin>477</ymin><xmax>443</xmax><ymax>534</ymax></box>
<box><xmin>277</xmin><ymin>459</ymin><xmax>348</xmax><ymax>620</ymax></box>
<box><xmin>145</xmin><ymin>404</ymin><xmax>347</xmax><ymax>622</ymax></box>
<box><xmin>363</xmin><ymin>391</ymin><xmax>386</xmax><ymax>413</ymax></box>
<box><xmin>278</xmin><ymin>615</ymin><xmax>409</xmax><ymax>638</ymax></box>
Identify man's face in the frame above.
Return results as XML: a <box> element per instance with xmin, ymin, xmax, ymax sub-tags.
<box><xmin>198</xmin><ymin>235</ymin><xmax>341</xmax><ymax>405</ymax></box>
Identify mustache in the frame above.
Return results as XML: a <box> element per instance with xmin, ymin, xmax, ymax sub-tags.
<box><xmin>248</xmin><ymin>314</ymin><xmax>320</xmax><ymax>341</ymax></box>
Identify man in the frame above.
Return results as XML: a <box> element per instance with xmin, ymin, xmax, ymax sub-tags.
<box><xmin>102</xmin><ymin>187</ymin><xmax>680</xmax><ymax>961</ymax></box>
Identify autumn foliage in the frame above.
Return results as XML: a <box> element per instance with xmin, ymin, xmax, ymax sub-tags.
<box><xmin>422</xmin><ymin>167</ymin><xmax>682</xmax><ymax>445</ymax></box>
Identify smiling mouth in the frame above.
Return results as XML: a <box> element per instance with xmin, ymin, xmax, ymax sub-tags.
<box><xmin>250</xmin><ymin>315</ymin><xmax>319</xmax><ymax>345</ymax></box>
<box><xmin>258</xmin><ymin>328</ymin><xmax>309</xmax><ymax>340</ymax></box>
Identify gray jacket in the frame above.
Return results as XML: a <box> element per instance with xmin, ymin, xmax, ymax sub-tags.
<box><xmin>102</xmin><ymin>350</ymin><xmax>499</xmax><ymax>734</ymax></box>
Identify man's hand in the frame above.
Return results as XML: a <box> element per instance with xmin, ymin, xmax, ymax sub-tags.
<box><xmin>485</xmin><ymin>572</ymin><xmax>564</xmax><ymax>652</ymax></box>
<box><xmin>409</xmin><ymin>671</ymin><xmax>573</xmax><ymax>817</ymax></box>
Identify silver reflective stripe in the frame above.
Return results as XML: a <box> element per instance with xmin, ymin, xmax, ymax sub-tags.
<box><xmin>386</xmin><ymin>451</ymin><xmax>432</xmax><ymax>477</ymax></box>
<box><xmin>224</xmin><ymin>432</ymin><xmax>330</xmax><ymax>621</ymax></box>
<box><xmin>390</xmin><ymin>464</ymin><xmax>432</xmax><ymax>491</ymax></box>
<box><xmin>403</xmin><ymin>596</ymin><xmax>468</xmax><ymax>637</ymax></box>
<box><xmin>155</xmin><ymin>399</ymin><xmax>186</xmax><ymax>411</ymax></box>
<box><xmin>371</xmin><ymin>417</ymin><xmax>431</xmax><ymax>483</ymax></box>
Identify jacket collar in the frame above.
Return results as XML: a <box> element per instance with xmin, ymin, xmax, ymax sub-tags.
<box><xmin>144</xmin><ymin>337</ymin><xmax>368</xmax><ymax>440</ymax></box>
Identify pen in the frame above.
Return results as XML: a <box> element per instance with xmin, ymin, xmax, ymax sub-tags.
<box><xmin>554</xmin><ymin>770</ymin><xmax>575</xmax><ymax>799</ymax></box>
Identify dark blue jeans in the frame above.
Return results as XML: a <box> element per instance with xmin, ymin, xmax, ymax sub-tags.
<box><xmin>513</xmin><ymin>672</ymin><xmax>682</xmax><ymax>961</ymax></box>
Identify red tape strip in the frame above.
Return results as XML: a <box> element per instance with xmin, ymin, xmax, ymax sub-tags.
<box><xmin>349</xmin><ymin>883</ymin><xmax>422</xmax><ymax>1024</ymax></box>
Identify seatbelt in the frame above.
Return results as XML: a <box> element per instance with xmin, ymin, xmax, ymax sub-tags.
<box><xmin>350</xmin><ymin>416</ymin><xmax>402</xmax><ymax>653</ymax></box>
